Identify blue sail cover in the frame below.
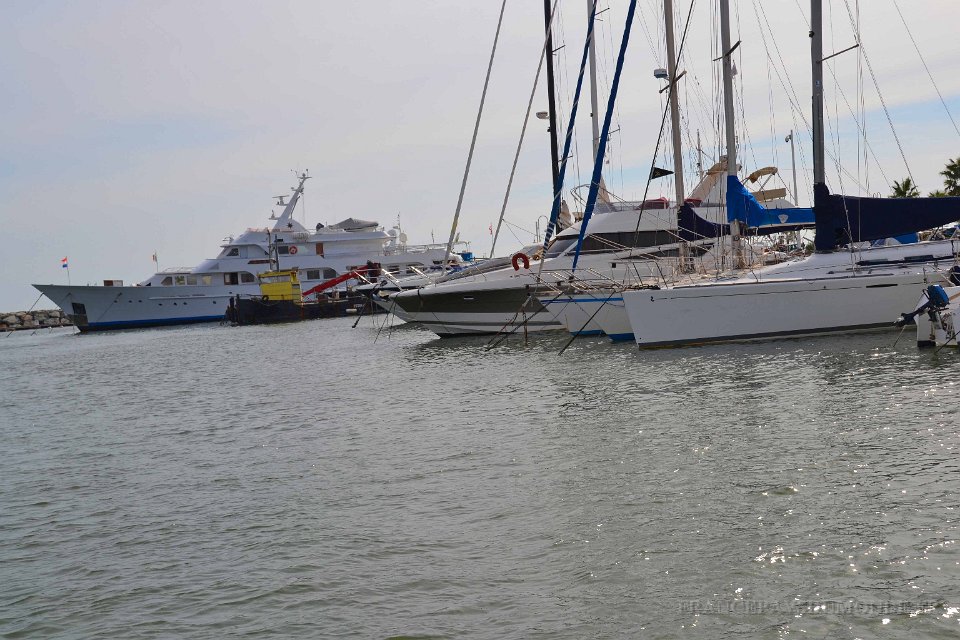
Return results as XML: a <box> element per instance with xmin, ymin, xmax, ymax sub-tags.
<box><xmin>727</xmin><ymin>175</ymin><xmax>814</xmax><ymax>230</ymax></box>
<box><xmin>813</xmin><ymin>183</ymin><xmax>960</xmax><ymax>251</ymax></box>
<box><xmin>678</xmin><ymin>203</ymin><xmax>728</xmax><ymax>241</ymax></box>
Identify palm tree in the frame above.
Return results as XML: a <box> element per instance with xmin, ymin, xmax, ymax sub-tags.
<box><xmin>928</xmin><ymin>189</ymin><xmax>949</xmax><ymax>198</ymax></box>
<box><xmin>941</xmin><ymin>156</ymin><xmax>960</xmax><ymax>196</ymax></box>
<box><xmin>890</xmin><ymin>177</ymin><xmax>919</xmax><ymax>198</ymax></box>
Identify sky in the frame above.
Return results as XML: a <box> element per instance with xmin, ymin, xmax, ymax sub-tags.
<box><xmin>2</xmin><ymin>0</ymin><xmax>959</xmax><ymax>311</ymax></box>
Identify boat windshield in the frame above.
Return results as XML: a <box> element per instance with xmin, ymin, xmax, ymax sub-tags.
<box><xmin>543</xmin><ymin>236</ymin><xmax>577</xmax><ymax>258</ymax></box>
<box><xmin>435</xmin><ymin>256</ymin><xmax>514</xmax><ymax>283</ymax></box>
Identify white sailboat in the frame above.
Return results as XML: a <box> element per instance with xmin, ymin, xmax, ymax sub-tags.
<box><xmin>33</xmin><ymin>173</ymin><xmax>472</xmax><ymax>332</ymax></box>
<box><xmin>620</xmin><ymin>0</ymin><xmax>960</xmax><ymax>349</ymax></box>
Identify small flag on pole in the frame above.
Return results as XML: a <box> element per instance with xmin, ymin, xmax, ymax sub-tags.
<box><xmin>152</xmin><ymin>253</ymin><xmax>158</xmax><ymax>263</ymax></box>
<box><xmin>489</xmin><ymin>223</ymin><xmax>493</xmax><ymax>235</ymax></box>
<box><xmin>61</xmin><ymin>257</ymin><xmax>69</xmax><ymax>269</ymax></box>
<box><xmin>650</xmin><ymin>166</ymin><xmax>674</xmax><ymax>180</ymax></box>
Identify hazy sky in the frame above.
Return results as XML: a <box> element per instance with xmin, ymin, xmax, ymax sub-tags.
<box><xmin>3</xmin><ymin>0</ymin><xmax>959</xmax><ymax>311</ymax></box>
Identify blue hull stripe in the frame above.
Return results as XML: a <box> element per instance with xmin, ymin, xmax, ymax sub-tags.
<box><xmin>607</xmin><ymin>332</ymin><xmax>634</xmax><ymax>342</ymax></box>
<box><xmin>544</xmin><ymin>297</ymin><xmax>624</xmax><ymax>304</ymax></box>
<box><xmin>569</xmin><ymin>329</ymin><xmax>604</xmax><ymax>336</ymax></box>
<box><xmin>84</xmin><ymin>315</ymin><xmax>223</xmax><ymax>331</ymax></box>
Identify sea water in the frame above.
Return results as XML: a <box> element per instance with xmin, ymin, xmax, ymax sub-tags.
<box><xmin>1</xmin><ymin>318</ymin><xmax>958</xmax><ymax>638</ymax></box>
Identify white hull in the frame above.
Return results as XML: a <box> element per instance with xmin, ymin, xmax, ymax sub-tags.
<box><xmin>624</xmin><ymin>271</ymin><xmax>948</xmax><ymax>348</ymax></box>
<box><xmin>593</xmin><ymin>299</ymin><xmax>633</xmax><ymax>341</ymax></box>
<box><xmin>34</xmin><ymin>283</ymin><xmax>245</xmax><ymax>331</ymax></box>
<box><xmin>541</xmin><ymin>293</ymin><xmax>615</xmax><ymax>337</ymax></box>
<box><xmin>390</xmin><ymin>260</ymin><xmax>656</xmax><ymax>337</ymax></box>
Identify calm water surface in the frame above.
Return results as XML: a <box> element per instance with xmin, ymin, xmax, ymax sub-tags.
<box><xmin>1</xmin><ymin>317</ymin><xmax>958</xmax><ymax>638</ymax></box>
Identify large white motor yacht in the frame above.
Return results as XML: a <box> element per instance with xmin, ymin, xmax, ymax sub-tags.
<box><xmin>34</xmin><ymin>174</ymin><xmax>471</xmax><ymax>332</ymax></box>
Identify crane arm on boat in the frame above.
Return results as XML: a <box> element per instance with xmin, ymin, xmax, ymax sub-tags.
<box><xmin>301</xmin><ymin>264</ymin><xmax>379</xmax><ymax>298</ymax></box>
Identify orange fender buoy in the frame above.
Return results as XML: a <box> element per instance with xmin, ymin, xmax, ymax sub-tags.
<box><xmin>511</xmin><ymin>252</ymin><xmax>530</xmax><ymax>271</ymax></box>
<box><xmin>289</xmin><ymin>246</ymin><xmax>298</xmax><ymax>255</ymax></box>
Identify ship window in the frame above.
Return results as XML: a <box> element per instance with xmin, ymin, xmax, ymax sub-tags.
<box><xmin>201</xmin><ymin>275</ymin><xmax>212</xmax><ymax>285</ymax></box>
<box><xmin>224</xmin><ymin>272</ymin><xmax>239</xmax><ymax>285</ymax></box>
<box><xmin>544</xmin><ymin>237</ymin><xmax>577</xmax><ymax>258</ymax></box>
<box><xmin>306</xmin><ymin>268</ymin><xmax>337</xmax><ymax>279</ymax></box>
<box><xmin>175</xmin><ymin>275</ymin><xmax>186</xmax><ymax>285</ymax></box>
<box><xmin>161</xmin><ymin>277</ymin><xmax>173</xmax><ymax>286</ymax></box>
<box><xmin>316</xmin><ymin>243</ymin><xmax>324</xmax><ymax>256</ymax></box>
<box><xmin>240</xmin><ymin>272</ymin><xmax>256</xmax><ymax>283</ymax></box>
<box><xmin>277</xmin><ymin>245</ymin><xmax>290</xmax><ymax>255</ymax></box>
<box><xmin>186</xmin><ymin>276</ymin><xmax>197</xmax><ymax>285</ymax></box>
<box><xmin>71</xmin><ymin>302</ymin><xmax>87</xmax><ymax>315</ymax></box>
<box><xmin>226</xmin><ymin>247</ymin><xmax>240</xmax><ymax>257</ymax></box>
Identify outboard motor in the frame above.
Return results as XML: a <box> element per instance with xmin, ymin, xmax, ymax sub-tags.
<box><xmin>895</xmin><ymin>284</ymin><xmax>951</xmax><ymax>327</ymax></box>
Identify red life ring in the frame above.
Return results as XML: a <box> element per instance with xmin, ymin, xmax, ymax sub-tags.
<box><xmin>289</xmin><ymin>246</ymin><xmax>298</xmax><ymax>255</ymax></box>
<box><xmin>511</xmin><ymin>252</ymin><xmax>530</xmax><ymax>271</ymax></box>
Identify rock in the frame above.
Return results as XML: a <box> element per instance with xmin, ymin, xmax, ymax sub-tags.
<box><xmin>20</xmin><ymin>314</ymin><xmax>33</xmax><ymax>322</ymax></box>
<box><xmin>2</xmin><ymin>315</ymin><xmax>16</xmax><ymax>324</ymax></box>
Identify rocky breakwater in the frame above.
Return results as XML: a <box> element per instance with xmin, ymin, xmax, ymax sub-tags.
<box><xmin>1</xmin><ymin>309</ymin><xmax>73</xmax><ymax>331</ymax></box>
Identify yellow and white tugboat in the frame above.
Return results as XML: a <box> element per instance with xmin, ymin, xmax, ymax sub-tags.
<box><xmin>225</xmin><ymin>263</ymin><xmax>384</xmax><ymax>326</ymax></box>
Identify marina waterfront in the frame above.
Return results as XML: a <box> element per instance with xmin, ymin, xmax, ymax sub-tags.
<box><xmin>2</xmin><ymin>319</ymin><xmax>958</xmax><ymax>638</ymax></box>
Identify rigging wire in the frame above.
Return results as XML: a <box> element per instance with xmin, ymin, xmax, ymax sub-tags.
<box><xmin>444</xmin><ymin>0</ymin><xmax>508</xmax><ymax>268</ymax></box>
<box><xmin>489</xmin><ymin>0</ymin><xmax>560</xmax><ymax>258</ymax></box>
<box><xmin>840</xmin><ymin>0</ymin><xmax>914</xmax><ymax>183</ymax></box>
<box><xmin>754</xmin><ymin>0</ymin><xmax>888</xmax><ymax>194</ymax></box>
<box><xmin>891</xmin><ymin>0</ymin><xmax>960</xmax><ymax>139</ymax></box>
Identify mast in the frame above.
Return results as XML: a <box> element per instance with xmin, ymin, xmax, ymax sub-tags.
<box><xmin>787</xmin><ymin>129</ymin><xmax>800</xmax><ymax>201</ymax></box>
<box><xmin>587</xmin><ymin>0</ymin><xmax>611</xmax><ymax>204</ymax></box>
<box><xmin>664</xmin><ymin>0</ymin><xmax>685</xmax><ymax>209</ymax></box>
<box><xmin>272</xmin><ymin>172</ymin><xmax>310</xmax><ymax>231</ymax></box>
<box><xmin>587</xmin><ymin>0</ymin><xmax>601</xmax><ymax>157</ymax></box>
<box><xmin>665</xmin><ymin>0</ymin><xmax>691</xmax><ymax>271</ymax></box>
<box><xmin>543</xmin><ymin>0</ymin><xmax>562</xmax><ymax>203</ymax></box>
<box><xmin>811</xmin><ymin>0</ymin><xmax>825</xmax><ymax>187</ymax></box>
<box><xmin>719</xmin><ymin>0</ymin><xmax>742</xmax><ymax>266</ymax></box>
<box><xmin>697</xmin><ymin>129</ymin><xmax>704</xmax><ymax>179</ymax></box>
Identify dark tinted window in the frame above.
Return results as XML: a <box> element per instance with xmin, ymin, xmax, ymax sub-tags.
<box><xmin>579</xmin><ymin>230</ymin><xmax>677</xmax><ymax>254</ymax></box>
<box><xmin>544</xmin><ymin>236</ymin><xmax>578</xmax><ymax>258</ymax></box>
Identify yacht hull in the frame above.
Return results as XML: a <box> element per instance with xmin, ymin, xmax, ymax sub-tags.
<box><xmin>541</xmin><ymin>294</ymin><xmax>611</xmax><ymax>336</ymax></box>
<box><xmin>32</xmin><ymin>283</ymin><xmax>252</xmax><ymax>332</ymax></box>
<box><xmin>623</xmin><ymin>271</ymin><xmax>944</xmax><ymax>348</ymax></box>
<box><xmin>390</xmin><ymin>282</ymin><xmax>566</xmax><ymax>336</ymax></box>
<box><xmin>593</xmin><ymin>300</ymin><xmax>633</xmax><ymax>341</ymax></box>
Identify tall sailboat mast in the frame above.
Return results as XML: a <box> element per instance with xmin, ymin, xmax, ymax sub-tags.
<box><xmin>719</xmin><ymin>0</ymin><xmax>743</xmax><ymax>266</ymax></box>
<box><xmin>664</xmin><ymin>0</ymin><xmax>685</xmax><ymax>210</ymax></box>
<box><xmin>587</xmin><ymin>0</ymin><xmax>601</xmax><ymax>158</ymax></box>
<box><xmin>587</xmin><ymin>0</ymin><xmax>610</xmax><ymax>204</ymax></box>
<box><xmin>543</xmin><ymin>0</ymin><xmax>562</xmax><ymax>200</ymax></box>
<box><xmin>810</xmin><ymin>0</ymin><xmax>825</xmax><ymax>187</ymax></box>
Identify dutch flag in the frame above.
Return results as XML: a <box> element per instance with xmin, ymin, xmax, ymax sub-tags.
<box><xmin>61</xmin><ymin>257</ymin><xmax>68</xmax><ymax>269</ymax></box>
